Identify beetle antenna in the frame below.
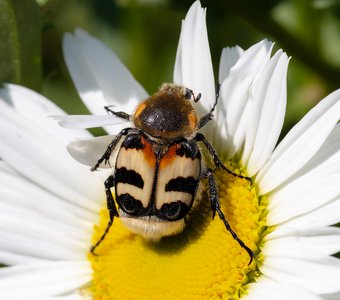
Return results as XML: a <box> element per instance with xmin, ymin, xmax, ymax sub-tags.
<box><xmin>197</xmin><ymin>84</ymin><xmax>221</xmax><ymax>129</ymax></box>
<box><xmin>194</xmin><ymin>92</ymin><xmax>201</xmax><ymax>102</ymax></box>
<box><xmin>209</xmin><ymin>83</ymin><xmax>221</xmax><ymax>115</ymax></box>
<box><xmin>185</xmin><ymin>88</ymin><xmax>201</xmax><ymax>102</ymax></box>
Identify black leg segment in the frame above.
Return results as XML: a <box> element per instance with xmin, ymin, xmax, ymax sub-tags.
<box><xmin>206</xmin><ymin>168</ymin><xmax>254</xmax><ymax>265</ymax></box>
<box><xmin>90</xmin><ymin>175</ymin><xmax>118</xmax><ymax>255</ymax></box>
<box><xmin>105</xmin><ymin>106</ymin><xmax>131</xmax><ymax>121</ymax></box>
<box><xmin>91</xmin><ymin>128</ymin><xmax>133</xmax><ymax>171</ymax></box>
<box><xmin>195</xmin><ymin>133</ymin><xmax>251</xmax><ymax>182</ymax></box>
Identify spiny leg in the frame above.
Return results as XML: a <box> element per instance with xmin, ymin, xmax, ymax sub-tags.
<box><xmin>90</xmin><ymin>175</ymin><xmax>118</xmax><ymax>255</ymax></box>
<box><xmin>91</xmin><ymin>128</ymin><xmax>132</xmax><ymax>171</ymax></box>
<box><xmin>195</xmin><ymin>133</ymin><xmax>251</xmax><ymax>182</ymax></box>
<box><xmin>105</xmin><ymin>106</ymin><xmax>131</xmax><ymax>121</ymax></box>
<box><xmin>206</xmin><ymin>168</ymin><xmax>254</xmax><ymax>265</ymax></box>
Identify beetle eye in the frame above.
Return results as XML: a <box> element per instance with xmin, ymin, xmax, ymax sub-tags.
<box><xmin>184</xmin><ymin>88</ymin><xmax>193</xmax><ymax>100</ymax></box>
<box><xmin>119</xmin><ymin>194</ymin><xmax>143</xmax><ymax>215</ymax></box>
<box><xmin>160</xmin><ymin>201</ymin><xmax>188</xmax><ymax>221</ymax></box>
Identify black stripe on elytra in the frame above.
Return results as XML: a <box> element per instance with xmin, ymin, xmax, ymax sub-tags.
<box><xmin>115</xmin><ymin>167</ymin><xmax>144</xmax><ymax>188</ymax></box>
<box><xmin>165</xmin><ymin>176</ymin><xmax>198</xmax><ymax>196</ymax></box>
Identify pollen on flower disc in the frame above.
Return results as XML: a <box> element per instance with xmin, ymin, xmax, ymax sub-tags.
<box><xmin>88</xmin><ymin>163</ymin><xmax>266</xmax><ymax>300</ymax></box>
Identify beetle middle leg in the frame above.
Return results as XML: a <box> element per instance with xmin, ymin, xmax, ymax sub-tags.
<box><xmin>195</xmin><ymin>133</ymin><xmax>251</xmax><ymax>182</ymax></box>
<box><xmin>205</xmin><ymin>168</ymin><xmax>254</xmax><ymax>265</ymax></box>
<box><xmin>90</xmin><ymin>175</ymin><xmax>118</xmax><ymax>255</ymax></box>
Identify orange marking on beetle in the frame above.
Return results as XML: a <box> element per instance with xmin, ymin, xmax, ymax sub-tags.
<box><xmin>159</xmin><ymin>144</ymin><xmax>179</xmax><ymax>169</ymax></box>
<box><xmin>134</xmin><ymin>102</ymin><xmax>146</xmax><ymax>119</ymax></box>
<box><xmin>141</xmin><ymin>137</ymin><xmax>156</xmax><ymax>167</ymax></box>
<box><xmin>188</xmin><ymin>111</ymin><xmax>197</xmax><ymax>131</ymax></box>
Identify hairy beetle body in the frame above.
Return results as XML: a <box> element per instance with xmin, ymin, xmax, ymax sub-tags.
<box><xmin>115</xmin><ymin>133</ymin><xmax>201</xmax><ymax>239</ymax></box>
<box><xmin>91</xmin><ymin>83</ymin><xmax>254</xmax><ymax>264</ymax></box>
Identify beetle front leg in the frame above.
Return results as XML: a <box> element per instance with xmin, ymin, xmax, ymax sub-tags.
<box><xmin>90</xmin><ymin>175</ymin><xmax>118</xmax><ymax>255</ymax></box>
<box><xmin>105</xmin><ymin>106</ymin><xmax>131</xmax><ymax>121</ymax></box>
<box><xmin>91</xmin><ymin>128</ymin><xmax>133</xmax><ymax>171</ymax></box>
<box><xmin>205</xmin><ymin>168</ymin><xmax>254</xmax><ymax>265</ymax></box>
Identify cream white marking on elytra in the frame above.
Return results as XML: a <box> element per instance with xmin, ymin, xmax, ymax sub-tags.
<box><xmin>156</xmin><ymin>154</ymin><xmax>200</xmax><ymax>209</ymax></box>
<box><xmin>116</xmin><ymin>146</ymin><xmax>155</xmax><ymax>207</ymax></box>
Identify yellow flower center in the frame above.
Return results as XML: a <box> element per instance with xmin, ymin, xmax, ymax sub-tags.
<box><xmin>88</xmin><ymin>163</ymin><xmax>266</xmax><ymax>299</ymax></box>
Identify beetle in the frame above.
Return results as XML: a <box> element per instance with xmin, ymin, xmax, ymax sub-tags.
<box><xmin>90</xmin><ymin>83</ymin><xmax>254</xmax><ymax>264</ymax></box>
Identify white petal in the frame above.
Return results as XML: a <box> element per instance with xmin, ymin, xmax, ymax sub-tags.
<box><xmin>0</xmin><ymin>250</ymin><xmax>45</xmax><ymax>265</ymax></box>
<box><xmin>257</xmin><ymin>89</ymin><xmax>340</xmax><ymax>194</ymax></box>
<box><xmin>218</xmin><ymin>46</ymin><xmax>244</xmax><ymax>84</ymax></box>
<box><xmin>243</xmin><ymin>276</ymin><xmax>322</xmax><ymax>300</ymax></box>
<box><xmin>267</xmin><ymin>123</ymin><xmax>340</xmax><ymax>222</ymax></box>
<box><xmin>52</xmin><ymin>114</ymin><xmax>131</xmax><ymax>131</ymax></box>
<box><xmin>267</xmin><ymin>162</ymin><xmax>340</xmax><ymax>225</ymax></box>
<box><xmin>0</xmin><ymin>117</ymin><xmax>101</xmax><ymax>212</ymax></box>
<box><xmin>261</xmin><ymin>256</ymin><xmax>340</xmax><ymax>294</ymax></box>
<box><xmin>0</xmin><ymin>203</ymin><xmax>89</xmax><ymax>256</ymax></box>
<box><xmin>0</xmin><ymin>162</ymin><xmax>97</xmax><ymax>224</ymax></box>
<box><xmin>322</xmin><ymin>292</ymin><xmax>340</xmax><ymax>300</ymax></box>
<box><xmin>47</xmin><ymin>295</ymin><xmax>84</xmax><ymax>300</ymax></box>
<box><xmin>173</xmin><ymin>1</ymin><xmax>215</xmax><ymax>118</ymax></box>
<box><xmin>242</xmin><ymin>51</ymin><xmax>289</xmax><ymax>175</ymax></box>
<box><xmin>268</xmin><ymin>197</ymin><xmax>340</xmax><ymax>237</ymax></box>
<box><xmin>264</xmin><ymin>227</ymin><xmax>340</xmax><ymax>258</ymax></box>
<box><xmin>0</xmin><ymin>84</ymin><xmax>91</xmax><ymax>142</ymax></box>
<box><xmin>0</xmin><ymin>86</ymin><xmax>103</xmax><ymax>212</ymax></box>
<box><xmin>67</xmin><ymin>135</ymin><xmax>117</xmax><ymax>168</ymax></box>
<box><xmin>0</xmin><ymin>159</ymin><xmax>17</xmax><ymax>175</ymax></box>
<box><xmin>0</xmin><ymin>176</ymin><xmax>94</xmax><ymax>264</ymax></box>
<box><xmin>0</xmin><ymin>261</ymin><xmax>90</xmax><ymax>299</ymax></box>
<box><xmin>63</xmin><ymin>29</ymin><xmax>148</xmax><ymax>124</ymax></box>
<box><xmin>0</xmin><ymin>230</ymin><xmax>87</xmax><ymax>263</ymax></box>
<box><xmin>295</xmin><ymin>123</ymin><xmax>340</xmax><ymax>177</ymax></box>
<box><xmin>214</xmin><ymin>40</ymin><xmax>273</xmax><ymax>157</ymax></box>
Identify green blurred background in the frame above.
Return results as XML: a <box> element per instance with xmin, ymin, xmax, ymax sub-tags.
<box><xmin>1</xmin><ymin>0</ymin><xmax>340</xmax><ymax>137</ymax></box>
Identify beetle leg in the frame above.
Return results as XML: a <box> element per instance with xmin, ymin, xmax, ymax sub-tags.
<box><xmin>195</xmin><ymin>133</ymin><xmax>251</xmax><ymax>182</ymax></box>
<box><xmin>105</xmin><ymin>106</ymin><xmax>131</xmax><ymax>121</ymax></box>
<box><xmin>197</xmin><ymin>114</ymin><xmax>212</xmax><ymax>130</ymax></box>
<box><xmin>205</xmin><ymin>168</ymin><xmax>254</xmax><ymax>265</ymax></box>
<box><xmin>90</xmin><ymin>175</ymin><xmax>118</xmax><ymax>255</ymax></box>
<box><xmin>91</xmin><ymin>128</ymin><xmax>133</xmax><ymax>171</ymax></box>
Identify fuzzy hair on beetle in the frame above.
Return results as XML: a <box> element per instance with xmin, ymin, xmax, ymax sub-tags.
<box><xmin>90</xmin><ymin>83</ymin><xmax>254</xmax><ymax>264</ymax></box>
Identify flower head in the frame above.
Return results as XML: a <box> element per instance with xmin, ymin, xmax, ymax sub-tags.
<box><xmin>0</xmin><ymin>1</ymin><xmax>340</xmax><ymax>299</ymax></box>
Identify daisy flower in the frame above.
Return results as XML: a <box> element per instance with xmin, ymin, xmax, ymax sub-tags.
<box><xmin>0</xmin><ymin>1</ymin><xmax>340</xmax><ymax>299</ymax></box>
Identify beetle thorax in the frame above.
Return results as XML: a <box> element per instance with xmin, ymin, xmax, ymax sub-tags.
<box><xmin>133</xmin><ymin>84</ymin><xmax>198</xmax><ymax>141</ymax></box>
